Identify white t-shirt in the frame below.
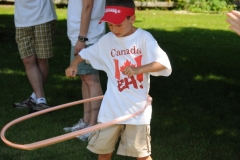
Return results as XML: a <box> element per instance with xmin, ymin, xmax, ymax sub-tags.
<box><xmin>80</xmin><ymin>28</ymin><xmax>172</xmax><ymax>125</ymax></box>
<box><xmin>67</xmin><ymin>0</ymin><xmax>106</xmax><ymax>46</ymax></box>
<box><xmin>14</xmin><ymin>0</ymin><xmax>57</xmax><ymax>27</ymax></box>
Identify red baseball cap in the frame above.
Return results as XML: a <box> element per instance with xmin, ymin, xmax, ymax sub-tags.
<box><xmin>99</xmin><ymin>6</ymin><xmax>135</xmax><ymax>25</ymax></box>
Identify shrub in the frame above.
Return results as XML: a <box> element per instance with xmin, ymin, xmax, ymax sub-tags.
<box><xmin>176</xmin><ymin>0</ymin><xmax>236</xmax><ymax>13</ymax></box>
<box><xmin>134</xmin><ymin>0</ymin><xmax>236</xmax><ymax>13</ymax></box>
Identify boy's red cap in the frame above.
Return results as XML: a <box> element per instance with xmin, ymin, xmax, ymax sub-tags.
<box><xmin>99</xmin><ymin>6</ymin><xmax>135</xmax><ymax>25</ymax></box>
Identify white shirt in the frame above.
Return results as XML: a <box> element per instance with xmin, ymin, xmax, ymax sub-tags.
<box><xmin>79</xmin><ymin>28</ymin><xmax>172</xmax><ymax>125</ymax></box>
<box><xmin>67</xmin><ymin>0</ymin><xmax>106</xmax><ymax>46</ymax></box>
<box><xmin>14</xmin><ymin>0</ymin><xmax>57</xmax><ymax>27</ymax></box>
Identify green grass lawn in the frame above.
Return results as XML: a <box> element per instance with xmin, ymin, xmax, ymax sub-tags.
<box><xmin>0</xmin><ymin>5</ymin><xmax>240</xmax><ymax>160</ymax></box>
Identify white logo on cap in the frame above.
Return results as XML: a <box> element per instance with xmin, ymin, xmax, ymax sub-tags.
<box><xmin>105</xmin><ymin>8</ymin><xmax>121</xmax><ymax>14</ymax></box>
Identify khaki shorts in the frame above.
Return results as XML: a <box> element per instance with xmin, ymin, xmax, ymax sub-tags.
<box><xmin>16</xmin><ymin>20</ymin><xmax>56</xmax><ymax>59</ymax></box>
<box><xmin>87</xmin><ymin>124</ymin><xmax>151</xmax><ymax>158</ymax></box>
<box><xmin>70</xmin><ymin>45</ymin><xmax>98</xmax><ymax>75</ymax></box>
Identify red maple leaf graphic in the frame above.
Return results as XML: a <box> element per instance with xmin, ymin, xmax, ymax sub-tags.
<box><xmin>120</xmin><ymin>60</ymin><xmax>136</xmax><ymax>72</ymax></box>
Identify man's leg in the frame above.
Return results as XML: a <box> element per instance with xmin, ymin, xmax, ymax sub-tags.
<box><xmin>37</xmin><ymin>58</ymin><xmax>49</xmax><ymax>85</ymax></box>
<box><xmin>30</xmin><ymin>20</ymin><xmax>55</xmax><ymax>109</ymax></box>
<box><xmin>22</xmin><ymin>55</ymin><xmax>45</xmax><ymax>99</ymax></box>
<box><xmin>62</xmin><ymin>80</ymin><xmax>89</xmax><ymax>133</ymax></box>
<box><xmin>81</xmin><ymin>78</ymin><xmax>91</xmax><ymax>124</ymax></box>
<box><xmin>77</xmin><ymin>73</ymin><xmax>102</xmax><ymax>140</ymax></box>
<box><xmin>63</xmin><ymin>73</ymin><xmax>102</xmax><ymax>134</ymax></box>
<box><xmin>80</xmin><ymin>74</ymin><xmax>103</xmax><ymax>125</ymax></box>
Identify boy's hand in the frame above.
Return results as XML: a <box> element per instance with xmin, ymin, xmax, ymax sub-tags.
<box><xmin>123</xmin><ymin>66</ymin><xmax>140</xmax><ymax>77</ymax></box>
<box><xmin>66</xmin><ymin>54</ymin><xmax>84</xmax><ymax>77</ymax></box>
<box><xmin>65</xmin><ymin>64</ymin><xmax>78</xmax><ymax>77</ymax></box>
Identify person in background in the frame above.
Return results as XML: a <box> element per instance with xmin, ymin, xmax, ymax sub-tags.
<box><xmin>226</xmin><ymin>10</ymin><xmax>240</xmax><ymax>36</ymax></box>
<box><xmin>65</xmin><ymin>0</ymin><xmax>172</xmax><ymax>159</ymax></box>
<box><xmin>63</xmin><ymin>0</ymin><xmax>105</xmax><ymax>141</ymax></box>
<box><xmin>13</xmin><ymin>0</ymin><xmax>57</xmax><ymax>113</ymax></box>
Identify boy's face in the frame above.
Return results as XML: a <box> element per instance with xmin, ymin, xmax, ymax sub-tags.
<box><xmin>107</xmin><ymin>15</ymin><xmax>136</xmax><ymax>37</ymax></box>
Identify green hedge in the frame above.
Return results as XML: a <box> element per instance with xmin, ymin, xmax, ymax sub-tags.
<box><xmin>135</xmin><ymin>0</ymin><xmax>236</xmax><ymax>13</ymax></box>
<box><xmin>176</xmin><ymin>0</ymin><xmax>236</xmax><ymax>13</ymax></box>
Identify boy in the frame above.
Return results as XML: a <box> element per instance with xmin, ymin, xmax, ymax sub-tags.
<box><xmin>65</xmin><ymin>0</ymin><xmax>172</xmax><ymax>159</ymax></box>
<box><xmin>226</xmin><ymin>10</ymin><xmax>240</xmax><ymax>36</ymax></box>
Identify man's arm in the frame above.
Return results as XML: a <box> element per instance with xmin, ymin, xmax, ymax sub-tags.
<box><xmin>74</xmin><ymin>0</ymin><xmax>94</xmax><ymax>55</ymax></box>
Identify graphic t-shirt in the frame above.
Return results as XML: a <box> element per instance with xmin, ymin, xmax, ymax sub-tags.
<box><xmin>80</xmin><ymin>28</ymin><xmax>172</xmax><ymax>124</ymax></box>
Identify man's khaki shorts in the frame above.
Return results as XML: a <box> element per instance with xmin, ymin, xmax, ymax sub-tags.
<box><xmin>16</xmin><ymin>20</ymin><xmax>56</xmax><ymax>59</ymax></box>
<box><xmin>87</xmin><ymin>124</ymin><xmax>151</xmax><ymax>158</ymax></box>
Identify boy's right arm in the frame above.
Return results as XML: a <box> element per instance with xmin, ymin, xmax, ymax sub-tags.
<box><xmin>65</xmin><ymin>55</ymin><xmax>84</xmax><ymax>77</ymax></box>
<box><xmin>123</xmin><ymin>61</ymin><xmax>167</xmax><ymax>77</ymax></box>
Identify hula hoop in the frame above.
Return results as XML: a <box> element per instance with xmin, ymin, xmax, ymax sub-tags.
<box><xmin>1</xmin><ymin>95</ymin><xmax>152</xmax><ymax>150</ymax></box>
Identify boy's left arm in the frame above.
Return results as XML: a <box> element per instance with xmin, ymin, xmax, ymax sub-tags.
<box><xmin>123</xmin><ymin>62</ymin><xmax>166</xmax><ymax>77</ymax></box>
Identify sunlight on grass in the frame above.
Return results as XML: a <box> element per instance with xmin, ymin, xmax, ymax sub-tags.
<box><xmin>215</xmin><ymin>129</ymin><xmax>224</xmax><ymax>135</ymax></box>
<box><xmin>135</xmin><ymin>10</ymin><xmax>229</xmax><ymax>31</ymax></box>
<box><xmin>55</xmin><ymin>8</ymin><xmax>67</xmax><ymax>20</ymax></box>
<box><xmin>163</xmin><ymin>118</ymin><xmax>174</xmax><ymax>126</ymax></box>
<box><xmin>0</xmin><ymin>69</ymin><xmax>25</xmax><ymax>76</ymax></box>
<box><xmin>0</xmin><ymin>24</ymin><xmax>7</xmax><ymax>28</ymax></box>
<box><xmin>214</xmin><ymin>129</ymin><xmax>239</xmax><ymax>137</ymax></box>
<box><xmin>52</xmin><ymin>75</ymin><xmax>76</xmax><ymax>81</ymax></box>
<box><xmin>194</xmin><ymin>74</ymin><xmax>235</xmax><ymax>83</ymax></box>
<box><xmin>230</xmin><ymin>130</ymin><xmax>239</xmax><ymax>137</ymax></box>
<box><xmin>0</xmin><ymin>5</ymin><xmax>14</xmax><ymax>14</ymax></box>
<box><xmin>180</xmin><ymin>56</ymin><xmax>188</xmax><ymax>61</ymax></box>
<box><xmin>194</xmin><ymin>74</ymin><xmax>226</xmax><ymax>81</ymax></box>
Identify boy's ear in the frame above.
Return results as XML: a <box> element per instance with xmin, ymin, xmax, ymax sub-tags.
<box><xmin>130</xmin><ymin>15</ymin><xmax>136</xmax><ymax>23</ymax></box>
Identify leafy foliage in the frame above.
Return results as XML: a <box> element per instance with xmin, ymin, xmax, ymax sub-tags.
<box><xmin>135</xmin><ymin>0</ymin><xmax>236</xmax><ymax>13</ymax></box>
<box><xmin>176</xmin><ymin>0</ymin><xmax>236</xmax><ymax>13</ymax></box>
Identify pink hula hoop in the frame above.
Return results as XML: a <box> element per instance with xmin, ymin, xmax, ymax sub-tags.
<box><xmin>1</xmin><ymin>95</ymin><xmax>152</xmax><ymax>150</ymax></box>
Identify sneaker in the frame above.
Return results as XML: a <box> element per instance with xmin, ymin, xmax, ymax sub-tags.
<box><xmin>13</xmin><ymin>97</ymin><xmax>36</xmax><ymax>109</ymax></box>
<box><xmin>29</xmin><ymin>103</ymin><xmax>50</xmax><ymax>113</ymax></box>
<box><xmin>76</xmin><ymin>125</ymin><xmax>92</xmax><ymax>141</ymax></box>
<box><xmin>63</xmin><ymin>118</ymin><xmax>88</xmax><ymax>132</ymax></box>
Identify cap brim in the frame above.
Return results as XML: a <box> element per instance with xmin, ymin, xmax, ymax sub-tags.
<box><xmin>99</xmin><ymin>14</ymin><xmax>126</xmax><ymax>25</ymax></box>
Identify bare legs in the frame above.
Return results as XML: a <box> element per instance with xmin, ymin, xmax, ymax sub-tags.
<box><xmin>137</xmin><ymin>156</ymin><xmax>152</xmax><ymax>160</ymax></box>
<box><xmin>80</xmin><ymin>73</ymin><xmax>103</xmax><ymax>125</ymax></box>
<box><xmin>22</xmin><ymin>55</ymin><xmax>48</xmax><ymax>99</ymax></box>
<box><xmin>98</xmin><ymin>153</ymin><xmax>152</xmax><ymax>160</ymax></box>
<box><xmin>98</xmin><ymin>153</ymin><xmax>113</xmax><ymax>160</ymax></box>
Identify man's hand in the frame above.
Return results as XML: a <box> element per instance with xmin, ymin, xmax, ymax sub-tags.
<box><xmin>226</xmin><ymin>10</ymin><xmax>240</xmax><ymax>36</ymax></box>
<box><xmin>74</xmin><ymin>41</ymin><xmax>86</xmax><ymax>56</ymax></box>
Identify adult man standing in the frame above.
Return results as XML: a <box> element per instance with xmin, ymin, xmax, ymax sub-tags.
<box><xmin>13</xmin><ymin>0</ymin><xmax>57</xmax><ymax>113</ymax></box>
<box><xmin>63</xmin><ymin>0</ymin><xmax>105</xmax><ymax>141</ymax></box>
